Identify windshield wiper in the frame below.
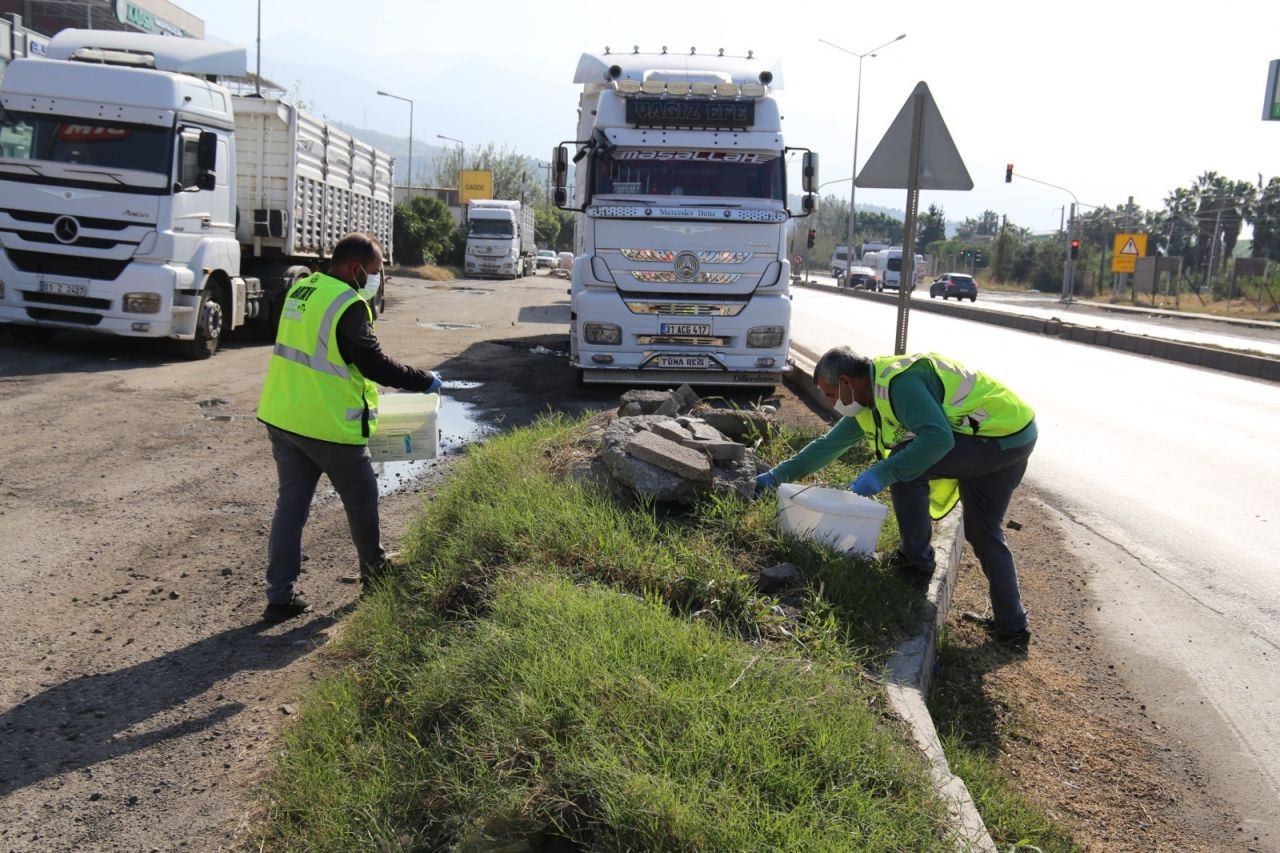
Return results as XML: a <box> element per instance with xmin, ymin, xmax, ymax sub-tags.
<box><xmin>0</xmin><ymin>161</ymin><xmax>46</xmax><ymax>176</ymax></box>
<box><xmin>64</xmin><ymin>167</ymin><xmax>127</xmax><ymax>185</ymax></box>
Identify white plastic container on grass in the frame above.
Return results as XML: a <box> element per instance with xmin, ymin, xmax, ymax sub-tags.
<box><xmin>777</xmin><ymin>483</ymin><xmax>888</xmax><ymax>556</ymax></box>
<box><xmin>367</xmin><ymin>392</ymin><xmax>440</xmax><ymax>462</ymax></box>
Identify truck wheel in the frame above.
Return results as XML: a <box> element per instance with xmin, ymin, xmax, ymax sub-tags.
<box><xmin>179</xmin><ymin>287</ymin><xmax>224</xmax><ymax>359</ymax></box>
<box><xmin>11</xmin><ymin>326</ymin><xmax>56</xmax><ymax>345</ymax></box>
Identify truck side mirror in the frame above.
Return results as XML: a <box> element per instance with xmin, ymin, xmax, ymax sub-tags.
<box><xmin>802</xmin><ymin>151</ymin><xmax>819</xmax><ymax>193</ymax></box>
<box><xmin>197</xmin><ymin>131</ymin><xmax>218</xmax><ymax>191</ymax></box>
<box><xmin>551</xmin><ymin>146</ymin><xmax>568</xmax><ymax>188</ymax></box>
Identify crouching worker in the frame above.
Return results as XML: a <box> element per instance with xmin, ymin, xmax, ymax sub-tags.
<box><xmin>757</xmin><ymin>346</ymin><xmax>1037</xmax><ymax>647</ymax></box>
<box><xmin>256</xmin><ymin>232</ymin><xmax>442</xmax><ymax>623</ymax></box>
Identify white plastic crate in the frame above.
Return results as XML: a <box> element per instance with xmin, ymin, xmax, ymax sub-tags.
<box><xmin>777</xmin><ymin>483</ymin><xmax>888</xmax><ymax>556</ymax></box>
<box><xmin>367</xmin><ymin>392</ymin><xmax>439</xmax><ymax>462</ymax></box>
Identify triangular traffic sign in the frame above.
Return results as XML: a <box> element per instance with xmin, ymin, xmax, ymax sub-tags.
<box><xmin>855</xmin><ymin>82</ymin><xmax>973</xmax><ymax>190</ymax></box>
<box><xmin>1119</xmin><ymin>238</ymin><xmax>1139</xmax><ymax>255</ymax></box>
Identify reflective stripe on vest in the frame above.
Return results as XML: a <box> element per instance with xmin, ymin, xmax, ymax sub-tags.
<box><xmin>256</xmin><ymin>274</ymin><xmax>379</xmax><ymax>445</ymax></box>
<box><xmin>867</xmin><ymin>352</ymin><xmax>1035</xmax><ymax>519</ymax></box>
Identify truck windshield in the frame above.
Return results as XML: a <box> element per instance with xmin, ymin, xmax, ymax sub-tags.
<box><xmin>469</xmin><ymin>219</ymin><xmax>513</xmax><ymax>238</ymax></box>
<box><xmin>0</xmin><ymin>110</ymin><xmax>171</xmax><ymax>175</ymax></box>
<box><xmin>592</xmin><ymin>149</ymin><xmax>783</xmax><ymax>201</ymax></box>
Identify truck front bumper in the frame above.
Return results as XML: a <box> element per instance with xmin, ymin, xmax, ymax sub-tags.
<box><xmin>0</xmin><ymin>258</ymin><xmax>197</xmax><ymax>338</ymax></box>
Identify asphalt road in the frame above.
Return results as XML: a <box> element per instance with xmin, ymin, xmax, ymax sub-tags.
<box><xmin>789</xmin><ymin>286</ymin><xmax>1280</xmax><ymax>841</ymax></box>
<box><xmin>806</xmin><ymin>273</ymin><xmax>1280</xmax><ymax>356</ymax></box>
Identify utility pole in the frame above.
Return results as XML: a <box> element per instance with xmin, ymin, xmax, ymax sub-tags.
<box><xmin>1062</xmin><ymin>203</ymin><xmax>1076</xmax><ymax>301</ymax></box>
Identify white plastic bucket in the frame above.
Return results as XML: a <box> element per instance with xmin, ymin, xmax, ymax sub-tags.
<box><xmin>777</xmin><ymin>482</ymin><xmax>888</xmax><ymax>556</ymax></box>
<box><xmin>368</xmin><ymin>392</ymin><xmax>440</xmax><ymax>462</ymax></box>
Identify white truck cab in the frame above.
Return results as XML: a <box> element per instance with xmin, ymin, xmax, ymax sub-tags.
<box><xmin>551</xmin><ymin>50</ymin><xmax>817</xmax><ymax>388</ymax></box>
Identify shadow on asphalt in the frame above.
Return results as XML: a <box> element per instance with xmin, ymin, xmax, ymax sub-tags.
<box><xmin>0</xmin><ymin>615</ymin><xmax>336</xmax><ymax>798</ymax></box>
<box><xmin>0</xmin><ymin>326</ymin><xmax>266</xmax><ymax>378</ymax></box>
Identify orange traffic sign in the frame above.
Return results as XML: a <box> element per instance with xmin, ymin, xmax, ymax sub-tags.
<box><xmin>1112</xmin><ymin>233</ymin><xmax>1147</xmax><ymax>273</ymax></box>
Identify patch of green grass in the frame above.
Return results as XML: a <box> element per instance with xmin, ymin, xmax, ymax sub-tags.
<box><xmin>929</xmin><ymin>633</ymin><xmax>1080</xmax><ymax>851</ymax></box>
<box><xmin>256</xmin><ymin>415</ymin><xmax>949</xmax><ymax>850</ymax></box>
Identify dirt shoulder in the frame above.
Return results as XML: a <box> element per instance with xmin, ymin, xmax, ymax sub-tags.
<box><xmin>0</xmin><ymin>273</ymin><xmax>811</xmax><ymax>851</ymax></box>
<box><xmin>931</xmin><ymin>491</ymin><xmax>1253</xmax><ymax>851</ymax></box>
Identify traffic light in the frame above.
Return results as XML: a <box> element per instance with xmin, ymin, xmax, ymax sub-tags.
<box><xmin>1005</xmin><ymin>163</ymin><xmax>1013</xmax><ymax>183</ymax></box>
<box><xmin>1070</xmin><ymin>239</ymin><xmax>1080</xmax><ymax>259</ymax></box>
<box><xmin>806</xmin><ymin>228</ymin><xmax>816</xmax><ymax>249</ymax></box>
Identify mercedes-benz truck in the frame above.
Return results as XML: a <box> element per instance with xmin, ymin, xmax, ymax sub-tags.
<box><xmin>0</xmin><ymin>30</ymin><xmax>394</xmax><ymax>357</ymax></box>
<box><xmin>551</xmin><ymin>50</ymin><xmax>817</xmax><ymax>388</ymax></box>
<box><xmin>464</xmin><ymin>199</ymin><xmax>536</xmax><ymax>279</ymax></box>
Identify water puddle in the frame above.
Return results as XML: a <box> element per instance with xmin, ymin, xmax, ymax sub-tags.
<box><xmin>451</xmin><ymin>288</ymin><xmax>491</xmax><ymax>295</ymax></box>
<box><xmin>417</xmin><ymin>322</ymin><xmax>481</xmax><ymax>330</ymax></box>
<box><xmin>372</xmin><ymin>389</ymin><xmax>495</xmax><ymax>495</ymax></box>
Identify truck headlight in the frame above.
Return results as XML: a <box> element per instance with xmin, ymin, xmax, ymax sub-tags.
<box><xmin>746</xmin><ymin>325</ymin><xmax>784</xmax><ymax>348</ymax></box>
<box><xmin>583</xmin><ymin>322</ymin><xmax>622</xmax><ymax>345</ymax></box>
<box><xmin>124</xmin><ymin>292</ymin><xmax>162</xmax><ymax>314</ymax></box>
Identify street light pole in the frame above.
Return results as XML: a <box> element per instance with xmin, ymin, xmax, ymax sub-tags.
<box><xmin>376</xmin><ymin>90</ymin><xmax>414</xmax><ymax>196</ymax></box>
<box><xmin>255</xmin><ymin>0</ymin><xmax>262</xmax><ymax>96</ymax></box>
<box><xmin>820</xmin><ymin>34</ymin><xmax>906</xmax><ymax>280</ymax></box>
<box><xmin>437</xmin><ymin>134</ymin><xmax>465</xmax><ymax>173</ymax></box>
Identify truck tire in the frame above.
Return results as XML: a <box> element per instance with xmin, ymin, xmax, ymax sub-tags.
<box><xmin>179</xmin><ymin>286</ymin><xmax>224</xmax><ymax>359</ymax></box>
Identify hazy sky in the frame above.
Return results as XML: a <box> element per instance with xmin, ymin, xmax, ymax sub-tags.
<box><xmin>178</xmin><ymin>0</ymin><xmax>1279</xmax><ymax>233</ymax></box>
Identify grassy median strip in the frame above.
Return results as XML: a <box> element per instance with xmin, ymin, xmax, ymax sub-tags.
<box><xmin>256</xmin><ymin>416</ymin><xmax>950</xmax><ymax>849</ymax></box>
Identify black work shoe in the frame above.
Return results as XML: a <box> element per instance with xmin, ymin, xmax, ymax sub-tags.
<box><xmin>887</xmin><ymin>551</ymin><xmax>934</xmax><ymax>590</ymax></box>
<box><xmin>962</xmin><ymin>611</ymin><xmax>1031</xmax><ymax>648</ymax></box>
<box><xmin>361</xmin><ymin>558</ymin><xmax>397</xmax><ymax>587</ymax></box>
<box><xmin>263</xmin><ymin>595</ymin><xmax>312</xmax><ymax>623</ymax></box>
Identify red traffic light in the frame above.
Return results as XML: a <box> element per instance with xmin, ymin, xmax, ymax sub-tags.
<box><xmin>1005</xmin><ymin>163</ymin><xmax>1013</xmax><ymax>183</ymax></box>
<box><xmin>1070</xmin><ymin>239</ymin><xmax>1080</xmax><ymax>259</ymax></box>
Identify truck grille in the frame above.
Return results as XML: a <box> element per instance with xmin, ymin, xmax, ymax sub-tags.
<box><xmin>632</xmin><ymin>271</ymin><xmax>741</xmax><ymax>284</ymax></box>
<box><xmin>5</xmin><ymin>209</ymin><xmax>145</xmax><ymax>230</ymax></box>
<box><xmin>635</xmin><ymin>335</ymin><xmax>731</xmax><ymax>346</ymax></box>
<box><xmin>620</xmin><ymin>249</ymin><xmax>753</xmax><ymax>264</ymax></box>
<box><xmin>25</xmin><ymin>307</ymin><xmax>102</xmax><ymax>325</ymax></box>
<box><xmin>22</xmin><ymin>290</ymin><xmax>112</xmax><ymax>310</ymax></box>
<box><xmin>623</xmin><ymin>301</ymin><xmax>746</xmax><ymax>317</ymax></box>
<box><xmin>4</xmin><ymin>249</ymin><xmax>130</xmax><ymax>281</ymax></box>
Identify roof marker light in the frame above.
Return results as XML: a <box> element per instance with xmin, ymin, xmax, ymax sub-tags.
<box><xmin>641</xmin><ymin>80</ymin><xmax>665</xmax><ymax>95</ymax></box>
<box><xmin>616</xmin><ymin>79</ymin><xmax>642</xmax><ymax>94</ymax></box>
<box><xmin>691</xmin><ymin>82</ymin><xmax>716</xmax><ymax>96</ymax></box>
<box><xmin>666</xmin><ymin>81</ymin><xmax>690</xmax><ymax>96</ymax></box>
<box><xmin>715</xmin><ymin>83</ymin><xmax>740</xmax><ymax>97</ymax></box>
<box><xmin>740</xmin><ymin>83</ymin><xmax>767</xmax><ymax>97</ymax></box>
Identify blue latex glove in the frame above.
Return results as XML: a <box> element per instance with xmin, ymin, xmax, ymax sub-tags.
<box><xmin>425</xmin><ymin>372</ymin><xmax>443</xmax><ymax>395</ymax></box>
<box><xmin>850</xmin><ymin>469</ymin><xmax>884</xmax><ymax>497</ymax></box>
<box><xmin>755</xmin><ymin>471</ymin><xmax>778</xmax><ymax>494</ymax></box>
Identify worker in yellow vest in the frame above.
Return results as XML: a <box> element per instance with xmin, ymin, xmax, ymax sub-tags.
<box><xmin>256</xmin><ymin>233</ymin><xmax>440</xmax><ymax>623</ymax></box>
<box><xmin>757</xmin><ymin>346</ymin><xmax>1037</xmax><ymax>647</ymax></box>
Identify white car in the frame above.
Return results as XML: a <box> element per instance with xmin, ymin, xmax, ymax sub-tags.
<box><xmin>535</xmin><ymin>249</ymin><xmax>557</xmax><ymax>270</ymax></box>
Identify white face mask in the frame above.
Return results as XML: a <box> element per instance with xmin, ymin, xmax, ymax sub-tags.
<box><xmin>834</xmin><ymin>398</ymin><xmax>865</xmax><ymax>418</ymax></box>
<box><xmin>363</xmin><ymin>272</ymin><xmax>381</xmax><ymax>294</ymax></box>
<box><xmin>832</xmin><ymin>379</ymin><xmax>865</xmax><ymax>418</ymax></box>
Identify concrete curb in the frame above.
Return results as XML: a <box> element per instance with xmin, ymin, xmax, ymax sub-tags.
<box><xmin>796</xmin><ymin>282</ymin><xmax>1280</xmax><ymax>384</ymax></box>
<box><xmin>783</xmin><ymin>356</ymin><xmax>996</xmax><ymax>851</ymax></box>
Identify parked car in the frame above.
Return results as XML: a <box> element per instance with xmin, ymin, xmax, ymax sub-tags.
<box><xmin>536</xmin><ymin>249</ymin><xmax>557</xmax><ymax>270</ymax></box>
<box><xmin>929</xmin><ymin>273</ymin><xmax>978</xmax><ymax>301</ymax></box>
<box><xmin>839</xmin><ymin>265</ymin><xmax>881</xmax><ymax>291</ymax></box>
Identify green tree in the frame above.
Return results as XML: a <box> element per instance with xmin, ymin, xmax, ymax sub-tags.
<box><xmin>955</xmin><ymin>210</ymin><xmax>1000</xmax><ymax>240</ymax></box>
<box><xmin>431</xmin><ymin>143</ymin><xmax>541</xmax><ymax>202</ymax></box>
<box><xmin>1248</xmin><ymin>176</ymin><xmax>1280</xmax><ymax>261</ymax></box>
<box><xmin>392</xmin><ymin>196</ymin><xmax>456</xmax><ymax>266</ymax></box>
<box><xmin>534</xmin><ymin>206</ymin><xmax>561</xmax><ymax>249</ymax></box>
<box><xmin>918</xmin><ymin>204</ymin><xmax>947</xmax><ymax>249</ymax></box>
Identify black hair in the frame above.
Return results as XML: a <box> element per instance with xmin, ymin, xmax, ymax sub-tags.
<box><xmin>330</xmin><ymin>232</ymin><xmax>383</xmax><ymax>267</ymax></box>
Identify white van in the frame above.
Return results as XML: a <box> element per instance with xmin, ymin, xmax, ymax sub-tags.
<box><xmin>865</xmin><ymin>248</ymin><xmax>925</xmax><ymax>291</ymax></box>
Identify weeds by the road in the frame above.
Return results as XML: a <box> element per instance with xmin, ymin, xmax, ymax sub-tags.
<box><xmin>387</xmin><ymin>263</ymin><xmax>459</xmax><ymax>282</ymax></box>
<box><xmin>255</xmin><ymin>415</ymin><xmax>1080</xmax><ymax>850</ymax></box>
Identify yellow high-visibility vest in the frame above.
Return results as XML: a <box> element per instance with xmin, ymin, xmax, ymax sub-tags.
<box><xmin>256</xmin><ymin>272</ymin><xmax>378</xmax><ymax>444</ymax></box>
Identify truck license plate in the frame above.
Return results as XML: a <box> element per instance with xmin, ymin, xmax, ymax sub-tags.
<box><xmin>39</xmin><ymin>280</ymin><xmax>88</xmax><ymax>297</ymax></box>
<box><xmin>656</xmin><ymin>354</ymin><xmax>710</xmax><ymax>369</ymax></box>
<box><xmin>661</xmin><ymin>323</ymin><xmax>711</xmax><ymax>336</ymax></box>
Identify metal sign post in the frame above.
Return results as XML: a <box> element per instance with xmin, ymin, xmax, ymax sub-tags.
<box><xmin>856</xmin><ymin>82</ymin><xmax>973</xmax><ymax>355</ymax></box>
<box><xmin>896</xmin><ymin>93</ymin><xmax>925</xmax><ymax>355</ymax></box>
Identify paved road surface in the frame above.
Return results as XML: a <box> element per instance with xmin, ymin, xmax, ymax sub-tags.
<box><xmin>790</xmin><ymin>287</ymin><xmax>1280</xmax><ymax>841</ymax></box>
<box><xmin>805</xmin><ymin>273</ymin><xmax>1280</xmax><ymax>356</ymax></box>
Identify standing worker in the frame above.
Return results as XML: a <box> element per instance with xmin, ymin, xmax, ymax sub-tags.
<box><xmin>256</xmin><ymin>233</ymin><xmax>441</xmax><ymax>623</ymax></box>
<box><xmin>757</xmin><ymin>346</ymin><xmax>1037</xmax><ymax>646</ymax></box>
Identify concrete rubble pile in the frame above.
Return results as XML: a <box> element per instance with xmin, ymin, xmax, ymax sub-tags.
<box><xmin>598</xmin><ymin>384</ymin><xmax>775</xmax><ymax>504</ymax></box>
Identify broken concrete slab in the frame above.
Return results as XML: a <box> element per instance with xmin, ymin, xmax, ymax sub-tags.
<box><xmin>598</xmin><ymin>415</ymin><xmax>759</xmax><ymax>504</ymax></box>
<box><xmin>674</xmin><ymin>383</ymin><xmax>701</xmax><ymax>409</ymax></box>
<box><xmin>685</xmin><ymin>420</ymin><xmax>726</xmax><ymax>442</ymax></box>
<box><xmin>626</xmin><ymin>429</ymin><xmax>712</xmax><ymax>482</ymax></box>
<box><xmin>619</xmin><ymin>389</ymin><xmax>678</xmax><ymax>414</ymax></box>
<box><xmin>618</xmin><ymin>401</ymin><xmax>644</xmax><ymax>417</ymax></box>
<box><xmin>653</xmin><ymin>395</ymin><xmax>682</xmax><ymax>417</ymax></box>
<box><xmin>651</xmin><ymin>420</ymin><xmax>693</xmax><ymax>444</ymax></box>
<box><xmin>691</xmin><ymin>406</ymin><xmax>775</xmax><ymax>441</ymax></box>
<box><xmin>681</xmin><ymin>438</ymin><xmax>745</xmax><ymax>462</ymax></box>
